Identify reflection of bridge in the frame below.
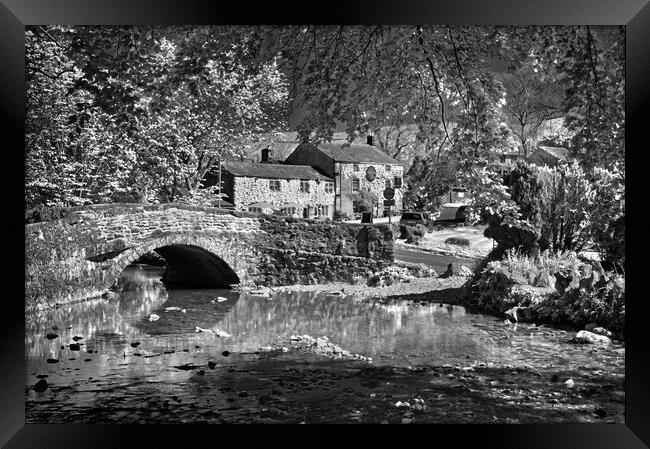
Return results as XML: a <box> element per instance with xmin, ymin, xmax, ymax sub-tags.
<box><xmin>25</xmin><ymin>203</ymin><xmax>395</xmax><ymax>306</ymax></box>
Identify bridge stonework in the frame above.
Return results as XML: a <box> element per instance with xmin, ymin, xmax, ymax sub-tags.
<box><xmin>25</xmin><ymin>204</ymin><xmax>395</xmax><ymax>310</ymax></box>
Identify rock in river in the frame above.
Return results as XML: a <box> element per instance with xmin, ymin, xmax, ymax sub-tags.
<box><xmin>504</xmin><ymin>306</ymin><xmax>536</xmax><ymax>323</ymax></box>
<box><xmin>571</xmin><ymin>330</ymin><xmax>611</xmax><ymax>345</ymax></box>
<box><xmin>45</xmin><ymin>333</ymin><xmax>58</xmax><ymax>340</ymax></box>
<box><xmin>34</xmin><ymin>379</ymin><xmax>48</xmax><ymax>393</ymax></box>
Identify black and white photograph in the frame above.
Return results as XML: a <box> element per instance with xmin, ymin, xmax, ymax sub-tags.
<box><xmin>23</xmin><ymin>24</ymin><xmax>627</xmax><ymax>426</ymax></box>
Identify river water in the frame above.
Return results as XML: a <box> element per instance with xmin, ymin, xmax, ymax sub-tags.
<box><xmin>25</xmin><ymin>266</ymin><xmax>625</xmax><ymax>424</ymax></box>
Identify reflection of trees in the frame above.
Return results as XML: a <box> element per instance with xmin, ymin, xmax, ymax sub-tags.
<box><xmin>210</xmin><ymin>292</ymin><xmax>482</xmax><ymax>357</ymax></box>
<box><xmin>26</xmin><ymin>267</ymin><xmax>168</xmax><ymax>361</ymax></box>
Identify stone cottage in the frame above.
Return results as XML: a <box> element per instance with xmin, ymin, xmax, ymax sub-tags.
<box><xmin>212</xmin><ymin>161</ymin><xmax>335</xmax><ymax>218</ymax></box>
<box><xmin>285</xmin><ymin>137</ymin><xmax>404</xmax><ymax>218</ymax></box>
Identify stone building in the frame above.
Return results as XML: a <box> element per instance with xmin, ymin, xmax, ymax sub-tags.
<box><xmin>211</xmin><ymin>161</ymin><xmax>335</xmax><ymax>218</ymax></box>
<box><xmin>285</xmin><ymin>137</ymin><xmax>404</xmax><ymax>218</ymax></box>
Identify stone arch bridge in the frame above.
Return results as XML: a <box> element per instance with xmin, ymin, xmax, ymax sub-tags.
<box><xmin>25</xmin><ymin>204</ymin><xmax>395</xmax><ymax>309</ymax></box>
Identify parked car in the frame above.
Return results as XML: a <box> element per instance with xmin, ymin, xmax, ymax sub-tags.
<box><xmin>399</xmin><ymin>211</ymin><xmax>431</xmax><ymax>230</ymax></box>
<box><xmin>433</xmin><ymin>203</ymin><xmax>469</xmax><ymax>225</ymax></box>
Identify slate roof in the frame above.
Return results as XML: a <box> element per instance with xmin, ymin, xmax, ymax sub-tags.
<box><xmin>296</xmin><ymin>142</ymin><xmax>400</xmax><ymax>165</ymax></box>
<box><xmin>221</xmin><ymin>161</ymin><xmax>332</xmax><ymax>180</ymax></box>
<box><xmin>537</xmin><ymin>146</ymin><xmax>569</xmax><ymax>161</ymax></box>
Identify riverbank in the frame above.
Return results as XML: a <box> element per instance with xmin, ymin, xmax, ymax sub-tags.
<box><xmin>264</xmin><ymin>275</ymin><xmax>468</xmax><ymax>301</ymax></box>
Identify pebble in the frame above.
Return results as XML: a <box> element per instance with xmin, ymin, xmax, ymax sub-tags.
<box><xmin>72</xmin><ymin>336</ymin><xmax>83</xmax><ymax>341</ymax></box>
<box><xmin>149</xmin><ymin>314</ymin><xmax>160</xmax><ymax>321</ymax></box>
<box><xmin>45</xmin><ymin>333</ymin><xmax>58</xmax><ymax>340</ymax></box>
<box><xmin>564</xmin><ymin>379</ymin><xmax>575</xmax><ymax>388</ymax></box>
<box><xmin>69</xmin><ymin>344</ymin><xmax>81</xmax><ymax>351</ymax></box>
<box><xmin>222</xmin><ymin>351</ymin><xmax>230</xmax><ymax>357</ymax></box>
<box><xmin>46</xmin><ymin>358</ymin><xmax>58</xmax><ymax>364</ymax></box>
<box><xmin>401</xmin><ymin>417</ymin><xmax>413</xmax><ymax>424</ymax></box>
<box><xmin>208</xmin><ymin>361</ymin><xmax>217</xmax><ymax>369</ymax></box>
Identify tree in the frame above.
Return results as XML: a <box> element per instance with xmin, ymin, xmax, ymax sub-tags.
<box><xmin>500</xmin><ymin>67</ymin><xmax>565</xmax><ymax>156</ymax></box>
<box><xmin>25</xmin><ymin>26</ymin><xmax>290</xmax><ymax>206</ymax></box>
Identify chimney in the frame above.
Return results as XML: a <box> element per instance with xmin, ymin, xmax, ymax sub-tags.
<box><xmin>261</xmin><ymin>148</ymin><xmax>270</xmax><ymax>162</ymax></box>
<box><xmin>367</xmin><ymin>135</ymin><xmax>374</xmax><ymax>146</ymax></box>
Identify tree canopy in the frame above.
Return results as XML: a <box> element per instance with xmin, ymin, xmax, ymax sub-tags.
<box><xmin>25</xmin><ymin>25</ymin><xmax>624</xmax><ymax>217</ymax></box>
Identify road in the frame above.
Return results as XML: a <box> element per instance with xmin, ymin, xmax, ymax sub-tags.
<box><xmin>394</xmin><ymin>247</ymin><xmax>479</xmax><ymax>273</ymax></box>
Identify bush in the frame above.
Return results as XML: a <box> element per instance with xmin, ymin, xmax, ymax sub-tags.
<box><xmin>445</xmin><ymin>237</ymin><xmax>470</xmax><ymax>246</ymax></box>
<box><xmin>535</xmin><ymin>280</ymin><xmax>625</xmax><ymax>336</ymax></box>
<box><xmin>25</xmin><ymin>204</ymin><xmax>71</xmax><ymax>224</ymax></box>
<box><xmin>333</xmin><ymin>211</ymin><xmax>351</xmax><ymax>221</ymax></box>
<box><xmin>489</xmin><ymin>161</ymin><xmax>624</xmax><ymax>267</ymax></box>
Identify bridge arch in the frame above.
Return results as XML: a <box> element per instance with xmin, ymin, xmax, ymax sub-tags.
<box><xmin>103</xmin><ymin>234</ymin><xmax>246</xmax><ymax>290</ymax></box>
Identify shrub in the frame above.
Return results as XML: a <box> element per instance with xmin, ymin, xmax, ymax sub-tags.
<box><xmin>445</xmin><ymin>237</ymin><xmax>470</xmax><ymax>246</ymax></box>
<box><xmin>489</xmin><ymin>161</ymin><xmax>624</xmax><ymax>267</ymax></box>
<box><xmin>333</xmin><ymin>211</ymin><xmax>351</xmax><ymax>221</ymax></box>
<box><xmin>25</xmin><ymin>204</ymin><xmax>71</xmax><ymax>224</ymax></box>
<box><xmin>399</xmin><ymin>225</ymin><xmax>412</xmax><ymax>240</ymax></box>
<box><xmin>535</xmin><ymin>280</ymin><xmax>625</xmax><ymax>336</ymax></box>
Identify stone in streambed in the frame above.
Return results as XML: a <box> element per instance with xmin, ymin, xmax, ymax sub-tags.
<box><xmin>46</xmin><ymin>358</ymin><xmax>58</xmax><ymax>364</ymax></box>
<box><xmin>72</xmin><ymin>336</ymin><xmax>83</xmax><ymax>341</ymax></box>
<box><xmin>69</xmin><ymin>343</ymin><xmax>81</xmax><ymax>351</ymax></box>
<box><xmin>571</xmin><ymin>330</ymin><xmax>611</xmax><ymax>344</ymax></box>
<box><xmin>504</xmin><ymin>306</ymin><xmax>536</xmax><ymax>323</ymax></box>
<box><xmin>34</xmin><ymin>379</ymin><xmax>48</xmax><ymax>393</ymax></box>
<box><xmin>207</xmin><ymin>361</ymin><xmax>217</xmax><ymax>369</ymax></box>
<box><xmin>45</xmin><ymin>333</ymin><xmax>58</xmax><ymax>340</ymax></box>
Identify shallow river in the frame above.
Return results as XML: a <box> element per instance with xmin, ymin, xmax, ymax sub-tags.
<box><xmin>25</xmin><ymin>266</ymin><xmax>625</xmax><ymax>424</ymax></box>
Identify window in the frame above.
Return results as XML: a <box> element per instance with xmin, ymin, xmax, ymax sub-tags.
<box><xmin>352</xmin><ymin>177</ymin><xmax>360</xmax><ymax>192</ymax></box>
<box><xmin>313</xmin><ymin>205</ymin><xmax>329</xmax><ymax>217</ymax></box>
<box><xmin>385</xmin><ymin>165</ymin><xmax>392</xmax><ymax>172</ymax></box>
<box><xmin>269</xmin><ymin>179</ymin><xmax>281</xmax><ymax>191</ymax></box>
<box><xmin>394</xmin><ymin>177</ymin><xmax>402</xmax><ymax>188</ymax></box>
<box><xmin>353</xmin><ymin>164</ymin><xmax>359</xmax><ymax>172</ymax></box>
<box><xmin>325</xmin><ymin>181</ymin><xmax>334</xmax><ymax>194</ymax></box>
<box><xmin>385</xmin><ymin>179</ymin><xmax>392</xmax><ymax>188</ymax></box>
<box><xmin>300</xmin><ymin>180</ymin><xmax>310</xmax><ymax>193</ymax></box>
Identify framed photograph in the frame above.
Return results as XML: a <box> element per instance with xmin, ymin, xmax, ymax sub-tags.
<box><xmin>2</xmin><ymin>0</ymin><xmax>648</xmax><ymax>447</ymax></box>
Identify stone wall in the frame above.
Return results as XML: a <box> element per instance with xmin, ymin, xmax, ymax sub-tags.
<box><xmin>25</xmin><ymin>203</ymin><xmax>395</xmax><ymax>309</ymax></box>
<box><xmin>232</xmin><ymin>176</ymin><xmax>335</xmax><ymax>218</ymax></box>
<box><xmin>336</xmin><ymin>162</ymin><xmax>404</xmax><ymax>217</ymax></box>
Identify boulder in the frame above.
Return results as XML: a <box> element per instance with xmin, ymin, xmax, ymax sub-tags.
<box><xmin>571</xmin><ymin>330</ymin><xmax>611</xmax><ymax>344</ymax></box>
<box><xmin>504</xmin><ymin>306</ymin><xmax>536</xmax><ymax>323</ymax></box>
<box><xmin>592</xmin><ymin>327</ymin><xmax>613</xmax><ymax>338</ymax></box>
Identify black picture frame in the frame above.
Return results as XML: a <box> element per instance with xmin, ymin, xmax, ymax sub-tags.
<box><xmin>2</xmin><ymin>0</ymin><xmax>648</xmax><ymax>447</ymax></box>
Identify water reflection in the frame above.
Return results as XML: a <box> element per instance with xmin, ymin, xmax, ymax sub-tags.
<box><xmin>26</xmin><ymin>266</ymin><xmax>624</xmax><ymax>389</ymax></box>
